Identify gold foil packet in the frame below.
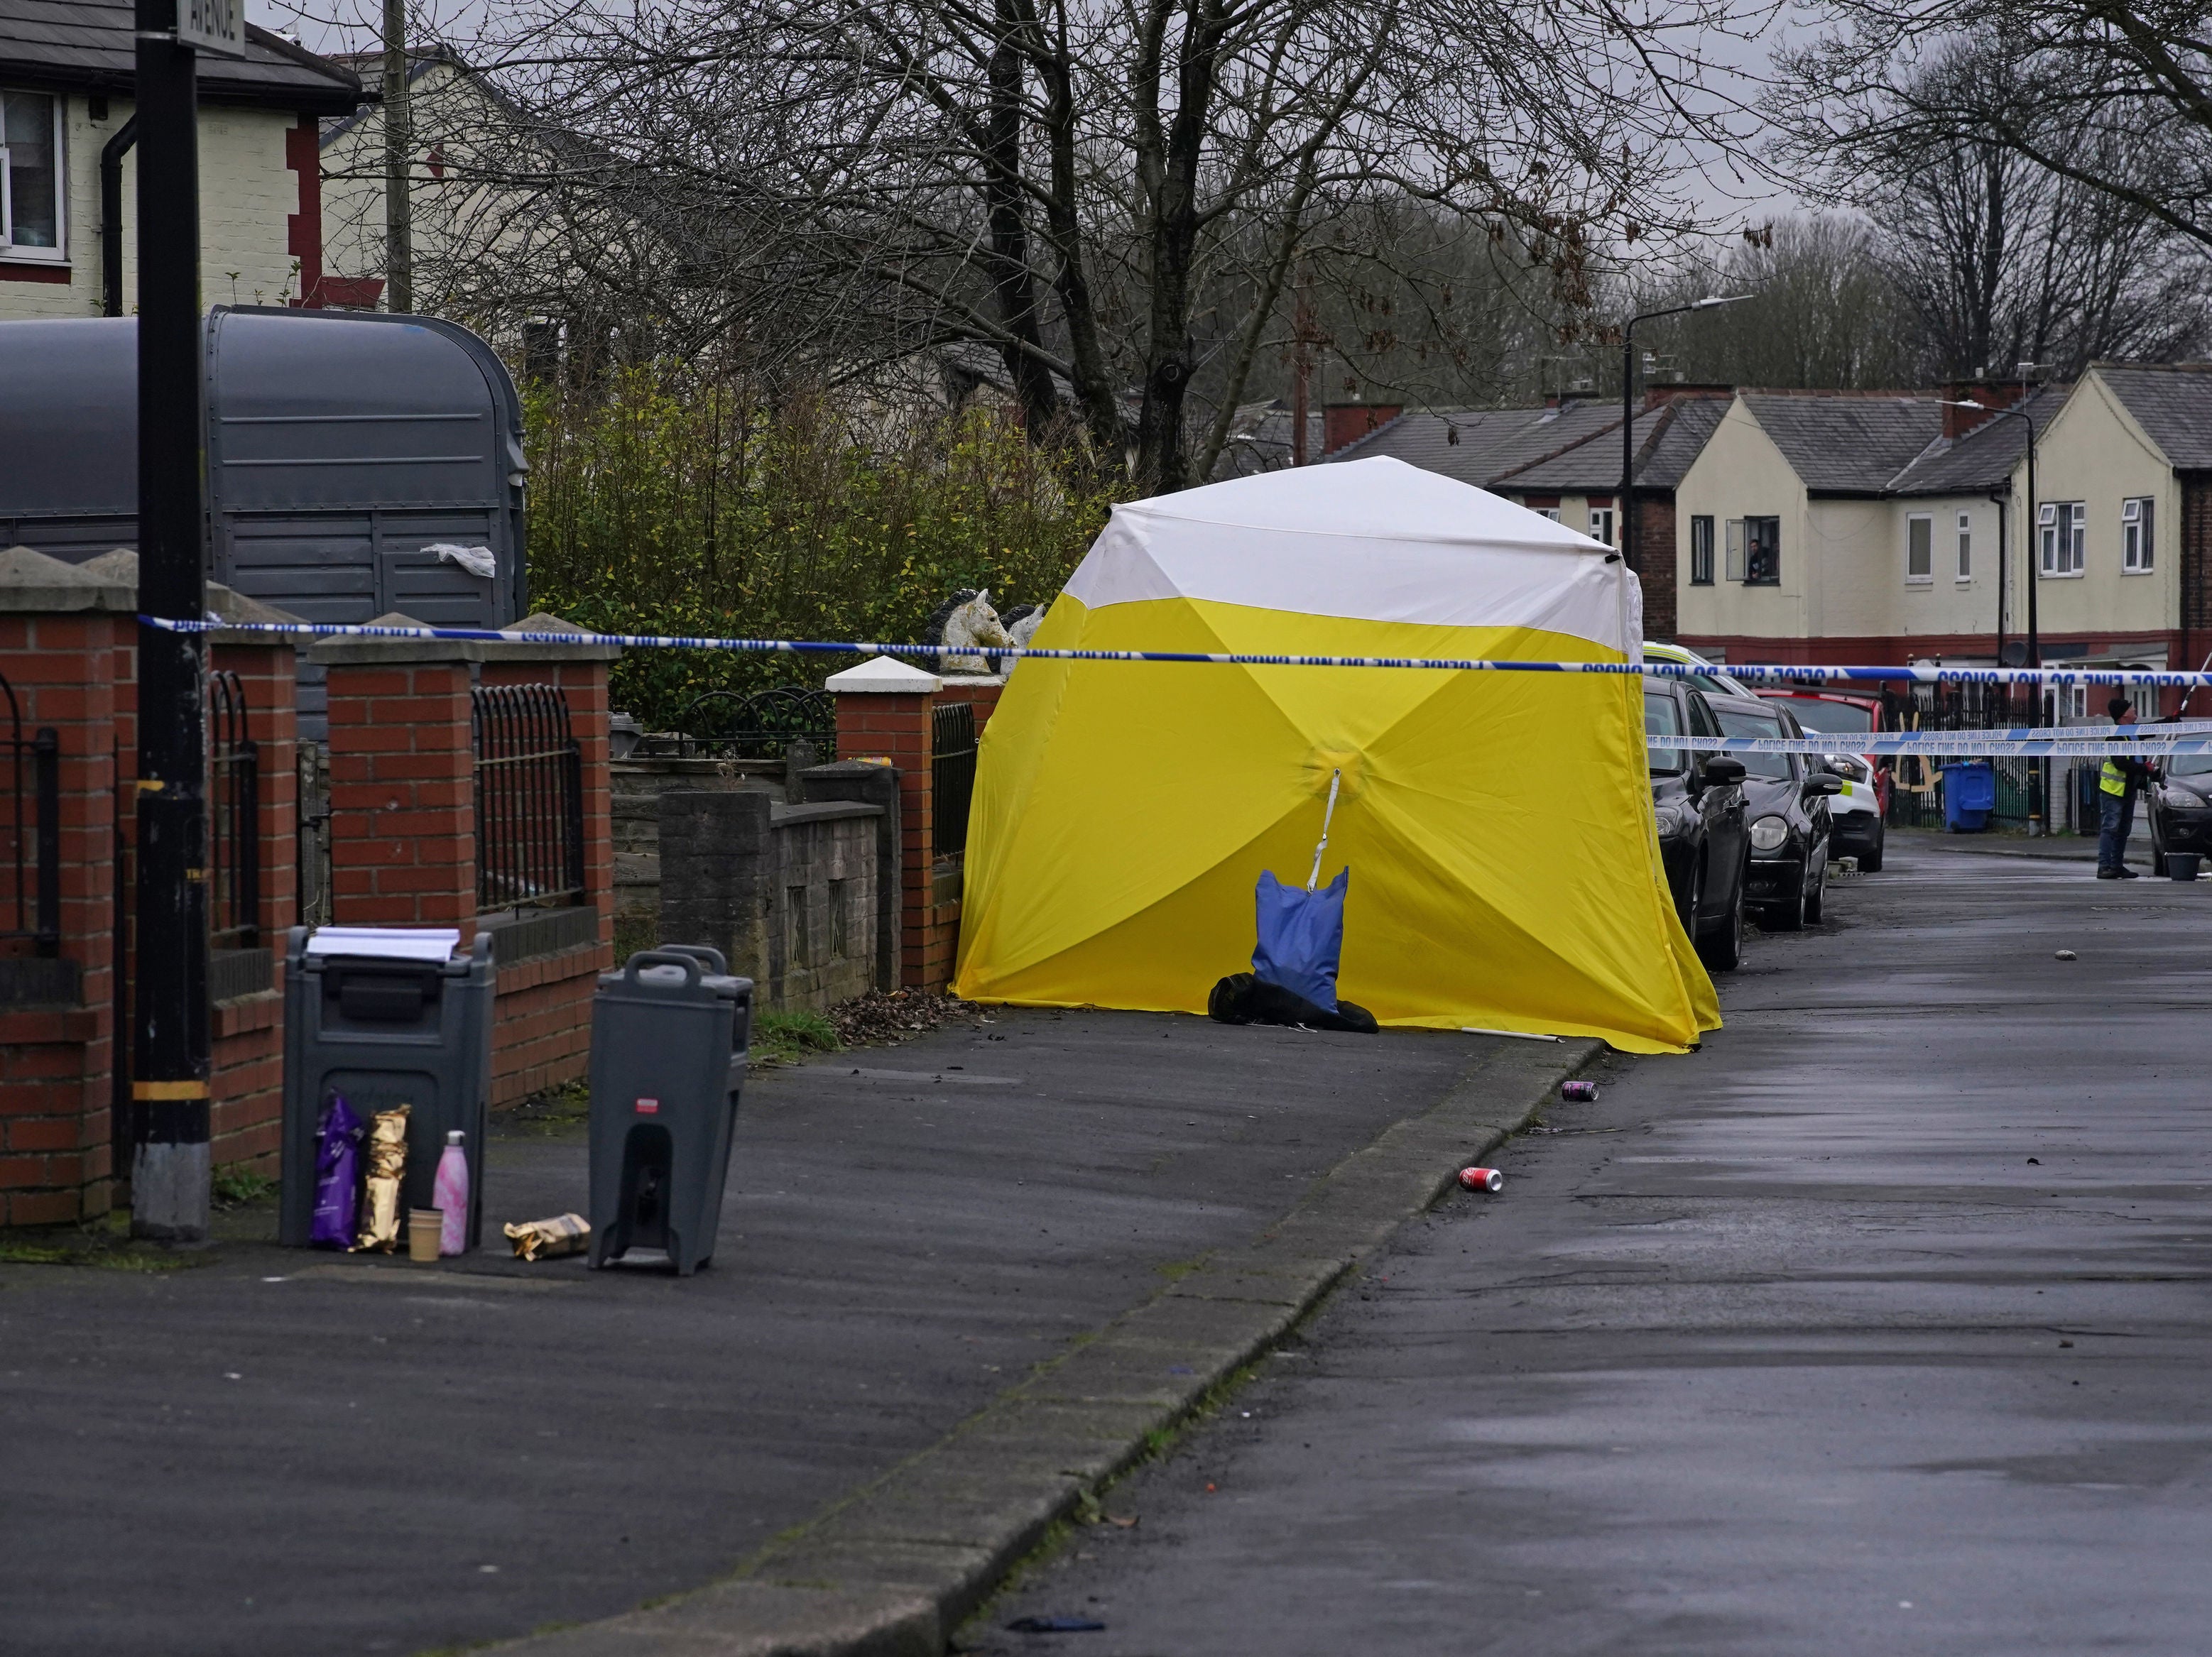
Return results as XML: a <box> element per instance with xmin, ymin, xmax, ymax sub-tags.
<box><xmin>355</xmin><ymin>1105</ymin><xmax>411</xmax><ymax>1253</ymax></box>
<box><xmin>504</xmin><ymin>1213</ymin><xmax>591</xmax><ymax>1261</ymax></box>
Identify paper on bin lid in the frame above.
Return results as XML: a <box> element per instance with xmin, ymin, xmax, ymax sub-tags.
<box><xmin>305</xmin><ymin>926</ymin><xmax>462</xmax><ymax>962</ymax></box>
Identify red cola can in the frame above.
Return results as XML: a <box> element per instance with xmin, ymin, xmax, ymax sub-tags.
<box><xmin>1459</xmin><ymin>1166</ymin><xmax>1503</xmax><ymax>1193</ymax></box>
<box><xmin>1562</xmin><ymin>1080</ymin><xmax>1598</xmax><ymax>1102</ymax></box>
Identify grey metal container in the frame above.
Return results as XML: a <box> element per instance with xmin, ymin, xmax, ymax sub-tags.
<box><xmin>0</xmin><ymin>307</ymin><xmax>527</xmax><ymax>739</ymax></box>
<box><xmin>588</xmin><ymin>946</ymin><xmax>752</xmax><ymax>1276</ymax></box>
<box><xmin>280</xmin><ymin>928</ymin><xmax>497</xmax><ymax>1249</ymax></box>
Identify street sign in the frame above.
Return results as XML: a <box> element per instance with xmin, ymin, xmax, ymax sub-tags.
<box><xmin>175</xmin><ymin>0</ymin><xmax>246</xmax><ymax>58</ymax></box>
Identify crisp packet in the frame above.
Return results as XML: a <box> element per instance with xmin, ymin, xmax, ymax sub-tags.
<box><xmin>310</xmin><ymin>1095</ymin><xmax>364</xmax><ymax>1249</ymax></box>
<box><xmin>355</xmin><ymin>1105</ymin><xmax>411</xmax><ymax>1253</ymax></box>
<box><xmin>503</xmin><ymin>1213</ymin><xmax>591</xmax><ymax>1261</ymax></box>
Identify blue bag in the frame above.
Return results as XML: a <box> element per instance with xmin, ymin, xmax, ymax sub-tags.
<box><xmin>1252</xmin><ymin>867</ymin><xmax>1348</xmax><ymax>1015</ymax></box>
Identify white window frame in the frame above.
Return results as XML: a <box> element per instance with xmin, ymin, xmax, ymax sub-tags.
<box><xmin>2039</xmin><ymin>501</ymin><xmax>2085</xmax><ymax>578</ymax></box>
<box><xmin>0</xmin><ymin>89</ymin><xmax>67</xmax><ymax>263</ymax></box>
<box><xmin>1534</xmin><ymin>506</ymin><xmax>1562</xmax><ymax>523</ymax></box>
<box><xmin>2122</xmin><ymin>497</ymin><xmax>2154</xmax><ymax>574</ymax></box>
<box><xmin>1905</xmin><ymin>513</ymin><xmax>1933</xmax><ymax>584</ymax></box>
<box><xmin>1588</xmin><ymin>506</ymin><xmax>1616</xmax><ymax>547</ymax></box>
<box><xmin>1724</xmin><ymin>518</ymin><xmax>1745</xmax><ymax>581</ymax></box>
<box><xmin>1689</xmin><ymin>515</ymin><xmax>1714</xmax><ymax>585</ymax></box>
<box><xmin>1956</xmin><ymin>511</ymin><xmax>1972</xmax><ymax>582</ymax></box>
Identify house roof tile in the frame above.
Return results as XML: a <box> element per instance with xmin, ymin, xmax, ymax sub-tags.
<box><xmin>1325</xmin><ymin>400</ymin><xmax>1623</xmax><ymax>487</ymax></box>
<box><xmin>1737</xmin><ymin>392</ymin><xmax>1945</xmax><ymax>495</ymax></box>
<box><xmin>2091</xmin><ymin>364</ymin><xmax>2212</xmax><ymax>470</ymax></box>
<box><xmin>1885</xmin><ymin>385</ymin><xmax>2067</xmax><ymax>496</ymax></box>
<box><xmin>0</xmin><ymin>0</ymin><xmax>361</xmax><ymax>111</ymax></box>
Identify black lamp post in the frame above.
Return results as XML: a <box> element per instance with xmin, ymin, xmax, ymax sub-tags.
<box><xmin>1620</xmin><ymin>295</ymin><xmax>1751</xmax><ymax>571</ymax></box>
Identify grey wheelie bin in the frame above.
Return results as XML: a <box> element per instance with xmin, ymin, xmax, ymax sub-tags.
<box><xmin>588</xmin><ymin>946</ymin><xmax>753</xmax><ymax>1275</ymax></box>
<box><xmin>279</xmin><ymin>929</ymin><xmax>496</xmax><ymax>1249</ymax></box>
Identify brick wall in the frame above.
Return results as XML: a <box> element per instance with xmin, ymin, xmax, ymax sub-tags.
<box><xmin>0</xmin><ymin>585</ymin><xmax>126</xmax><ymax>1225</ymax></box>
<box><xmin>310</xmin><ymin>615</ymin><xmax>619</xmax><ymax>1108</ymax></box>
<box><xmin>1635</xmin><ymin>496</ymin><xmax>1677</xmax><ymax>642</ymax></box>
<box><xmin>835</xmin><ymin>686</ymin><xmax>949</xmax><ymax>989</ymax></box>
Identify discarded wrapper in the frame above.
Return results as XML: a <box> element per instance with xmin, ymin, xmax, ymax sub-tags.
<box><xmin>355</xmin><ymin>1105</ymin><xmax>411</xmax><ymax>1253</ymax></box>
<box><xmin>504</xmin><ymin>1213</ymin><xmax>592</xmax><ymax>1261</ymax></box>
<box><xmin>1561</xmin><ymin>1079</ymin><xmax>1598</xmax><ymax>1103</ymax></box>
<box><xmin>2055</xmin><ymin>949</ymin><xmax>2078</xmax><ymax>961</ymax></box>
<box><xmin>1459</xmin><ymin>1166</ymin><xmax>1503</xmax><ymax>1193</ymax></box>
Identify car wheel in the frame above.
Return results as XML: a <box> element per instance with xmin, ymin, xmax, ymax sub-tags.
<box><xmin>1697</xmin><ymin>858</ymin><xmax>1747</xmax><ymax>972</ymax></box>
<box><xmin>1858</xmin><ymin>821</ymin><xmax>1885</xmax><ymax>874</ymax></box>
<box><xmin>1805</xmin><ymin>847</ymin><xmax>1826</xmax><ymax>924</ymax></box>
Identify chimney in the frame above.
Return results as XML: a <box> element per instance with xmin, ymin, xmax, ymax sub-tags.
<box><xmin>1941</xmin><ymin>380</ymin><xmax>2027</xmax><ymax>441</ymax></box>
<box><xmin>1644</xmin><ymin>382</ymin><xmax>1733</xmax><ymax>410</ymax></box>
<box><xmin>1324</xmin><ymin>400</ymin><xmax>1403</xmax><ymax>456</ymax></box>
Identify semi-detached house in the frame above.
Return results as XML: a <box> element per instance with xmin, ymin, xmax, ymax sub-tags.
<box><xmin>0</xmin><ymin>0</ymin><xmax>360</xmax><ymax>319</ymax></box>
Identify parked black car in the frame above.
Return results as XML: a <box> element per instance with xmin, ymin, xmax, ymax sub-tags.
<box><xmin>1645</xmin><ymin>677</ymin><xmax>1752</xmax><ymax>971</ymax></box>
<box><xmin>1709</xmin><ymin>695</ymin><xmax>1842</xmax><ymax>930</ymax></box>
<box><xmin>2149</xmin><ymin>752</ymin><xmax>2212</xmax><ymax>873</ymax></box>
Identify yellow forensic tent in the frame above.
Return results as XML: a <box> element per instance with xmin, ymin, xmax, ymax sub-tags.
<box><xmin>951</xmin><ymin>456</ymin><xmax>1720</xmax><ymax>1054</ymax></box>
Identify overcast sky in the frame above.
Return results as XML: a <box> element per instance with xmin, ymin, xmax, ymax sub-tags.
<box><xmin>249</xmin><ymin>0</ymin><xmax>1809</xmax><ymax>231</ymax></box>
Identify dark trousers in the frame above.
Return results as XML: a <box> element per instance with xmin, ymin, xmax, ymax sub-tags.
<box><xmin>2098</xmin><ymin>789</ymin><xmax>2136</xmax><ymax>873</ymax></box>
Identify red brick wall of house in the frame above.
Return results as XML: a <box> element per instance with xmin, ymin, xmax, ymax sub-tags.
<box><xmin>1636</xmin><ymin>497</ymin><xmax>1678</xmax><ymax>642</ymax></box>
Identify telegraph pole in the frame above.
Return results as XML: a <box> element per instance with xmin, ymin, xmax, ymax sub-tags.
<box><xmin>131</xmin><ymin>0</ymin><xmax>240</xmax><ymax>1240</ymax></box>
<box><xmin>383</xmin><ymin>0</ymin><xmax>413</xmax><ymax>313</ymax></box>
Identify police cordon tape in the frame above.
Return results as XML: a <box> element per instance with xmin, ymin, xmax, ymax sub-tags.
<box><xmin>134</xmin><ymin>615</ymin><xmax>2212</xmax><ymax>691</ymax></box>
<box><xmin>1653</xmin><ymin>732</ymin><xmax>2212</xmax><ymax>758</ymax></box>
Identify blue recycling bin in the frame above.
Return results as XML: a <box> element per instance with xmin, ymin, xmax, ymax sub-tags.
<box><xmin>1943</xmin><ymin>759</ymin><xmax>1996</xmax><ymax>832</ymax></box>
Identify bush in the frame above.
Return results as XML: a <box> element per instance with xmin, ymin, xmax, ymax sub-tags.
<box><xmin>523</xmin><ymin>368</ymin><xmax>1122</xmax><ymax>732</ymax></box>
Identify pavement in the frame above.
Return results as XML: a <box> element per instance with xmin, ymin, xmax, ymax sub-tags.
<box><xmin>976</xmin><ymin>838</ymin><xmax>2212</xmax><ymax>1655</ymax></box>
<box><xmin>0</xmin><ymin>1000</ymin><xmax>1589</xmax><ymax>1656</ymax></box>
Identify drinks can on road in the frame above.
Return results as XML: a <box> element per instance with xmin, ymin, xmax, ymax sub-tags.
<box><xmin>1459</xmin><ymin>1166</ymin><xmax>1503</xmax><ymax>1193</ymax></box>
<box><xmin>1562</xmin><ymin>1080</ymin><xmax>1599</xmax><ymax>1102</ymax></box>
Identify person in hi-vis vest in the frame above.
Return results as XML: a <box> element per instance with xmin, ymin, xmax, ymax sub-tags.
<box><xmin>2098</xmin><ymin>696</ymin><xmax>2157</xmax><ymax>880</ymax></box>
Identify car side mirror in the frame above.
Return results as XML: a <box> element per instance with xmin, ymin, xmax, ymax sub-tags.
<box><xmin>1804</xmin><ymin>774</ymin><xmax>1842</xmax><ymax>798</ymax></box>
<box><xmin>1701</xmin><ymin>755</ymin><xmax>1746</xmax><ymax>787</ymax></box>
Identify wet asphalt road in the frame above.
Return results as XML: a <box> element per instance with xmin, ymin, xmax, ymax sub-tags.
<box><xmin>978</xmin><ymin>838</ymin><xmax>2212</xmax><ymax>1656</ymax></box>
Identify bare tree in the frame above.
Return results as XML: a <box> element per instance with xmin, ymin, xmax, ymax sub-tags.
<box><xmin>457</xmin><ymin>0</ymin><xmax>1751</xmax><ymax>491</ymax></box>
<box><xmin>1772</xmin><ymin>0</ymin><xmax>2212</xmax><ymax>256</ymax></box>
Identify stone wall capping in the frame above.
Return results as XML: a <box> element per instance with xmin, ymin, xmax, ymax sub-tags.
<box><xmin>826</xmin><ymin>655</ymin><xmax>943</xmax><ymax>693</ymax></box>
<box><xmin>307</xmin><ymin>609</ymin><xmax>622</xmax><ymax>667</ymax></box>
<box><xmin>0</xmin><ymin>545</ymin><xmax>135</xmax><ymax>614</ymax></box>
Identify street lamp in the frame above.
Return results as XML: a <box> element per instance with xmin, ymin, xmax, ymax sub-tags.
<box><xmin>1621</xmin><ymin>294</ymin><xmax>1752</xmax><ymax>572</ymax></box>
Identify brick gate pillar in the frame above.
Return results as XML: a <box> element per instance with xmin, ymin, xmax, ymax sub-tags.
<box><xmin>310</xmin><ymin>613</ymin><xmax>477</xmax><ymax>936</ymax></box>
<box><xmin>827</xmin><ymin>656</ymin><xmax>949</xmax><ymax>990</ymax></box>
<box><xmin>0</xmin><ymin>548</ymin><xmax>132</xmax><ymax>1227</ymax></box>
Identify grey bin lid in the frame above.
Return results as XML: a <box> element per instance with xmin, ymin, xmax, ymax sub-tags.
<box><xmin>598</xmin><ymin>963</ymin><xmax>751</xmax><ymax>1002</ymax></box>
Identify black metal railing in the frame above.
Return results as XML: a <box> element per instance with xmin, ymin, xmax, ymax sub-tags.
<box><xmin>1</xmin><ymin>671</ymin><xmax>60</xmax><ymax>956</ymax></box>
<box><xmin>207</xmin><ymin>670</ymin><xmax>261</xmax><ymax>948</ymax></box>
<box><xmin>296</xmin><ymin>741</ymin><xmax>332</xmax><ymax>929</ymax></box>
<box><xmin>473</xmin><ymin>684</ymin><xmax>586</xmax><ymax>912</ymax></box>
<box><xmin>932</xmin><ymin>701</ymin><xmax>977</xmax><ymax>862</ymax></box>
<box><xmin>1880</xmin><ymin>682</ymin><xmax>2042</xmax><ymax>831</ymax></box>
<box><xmin>663</xmin><ymin>685</ymin><xmax>837</xmax><ymax>762</ymax></box>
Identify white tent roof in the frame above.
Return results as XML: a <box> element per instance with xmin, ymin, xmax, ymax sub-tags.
<box><xmin>1064</xmin><ymin>456</ymin><xmax>1637</xmax><ymax>652</ymax></box>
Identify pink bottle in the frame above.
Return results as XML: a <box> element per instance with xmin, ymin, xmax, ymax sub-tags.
<box><xmin>435</xmin><ymin>1130</ymin><xmax>470</xmax><ymax>1255</ymax></box>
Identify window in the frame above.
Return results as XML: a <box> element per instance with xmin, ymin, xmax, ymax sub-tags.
<box><xmin>1589</xmin><ymin>506</ymin><xmax>1616</xmax><ymax>547</ymax></box>
<box><xmin>1725</xmin><ymin>519</ymin><xmax>1745</xmax><ymax>581</ymax></box>
<box><xmin>1689</xmin><ymin>515</ymin><xmax>1714</xmax><ymax>585</ymax></box>
<box><xmin>1956</xmin><ymin>511</ymin><xmax>1972</xmax><ymax>581</ymax></box>
<box><xmin>1906</xmin><ymin>514</ymin><xmax>1933</xmax><ymax>583</ymax></box>
<box><xmin>1744</xmin><ymin>515</ymin><xmax>1780</xmax><ymax>585</ymax></box>
<box><xmin>2039</xmin><ymin>501</ymin><xmax>2085</xmax><ymax>576</ymax></box>
<box><xmin>2123</xmin><ymin>497</ymin><xmax>2154</xmax><ymax>573</ymax></box>
<box><xmin>1535</xmin><ymin>507</ymin><xmax>1562</xmax><ymax>523</ymax></box>
<box><xmin>1643</xmin><ymin>688</ymin><xmax>1684</xmax><ymax>775</ymax></box>
<box><xmin>1</xmin><ymin>90</ymin><xmax>64</xmax><ymax>258</ymax></box>
<box><xmin>1714</xmin><ymin>702</ymin><xmax>1795</xmax><ymax>780</ymax></box>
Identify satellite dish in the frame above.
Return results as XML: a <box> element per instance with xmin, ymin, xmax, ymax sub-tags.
<box><xmin>2000</xmin><ymin>641</ymin><xmax>2028</xmax><ymax>667</ymax></box>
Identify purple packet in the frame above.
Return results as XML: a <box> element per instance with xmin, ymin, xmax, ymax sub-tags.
<box><xmin>310</xmin><ymin>1095</ymin><xmax>365</xmax><ymax>1249</ymax></box>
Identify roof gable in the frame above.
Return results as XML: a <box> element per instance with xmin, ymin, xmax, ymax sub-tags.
<box><xmin>2088</xmin><ymin>364</ymin><xmax>2212</xmax><ymax>470</ymax></box>
<box><xmin>1738</xmin><ymin>392</ymin><xmax>1945</xmax><ymax>495</ymax></box>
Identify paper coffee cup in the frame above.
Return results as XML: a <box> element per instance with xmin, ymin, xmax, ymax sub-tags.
<box><xmin>408</xmin><ymin>1208</ymin><xmax>444</xmax><ymax>1263</ymax></box>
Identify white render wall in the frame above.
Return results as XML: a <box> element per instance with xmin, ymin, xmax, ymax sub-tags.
<box><xmin>2019</xmin><ymin>372</ymin><xmax>2182</xmax><ymax>651</ymax></box>
<box><xmin>1674</xmin><ymin>399</ymin><xmax>1814</xmax><ymax>640</ymax></box>
<box><xmin>0</xmin><ymin>93</ymin><xmax>306</xmax><ymax>322</ymax></box>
